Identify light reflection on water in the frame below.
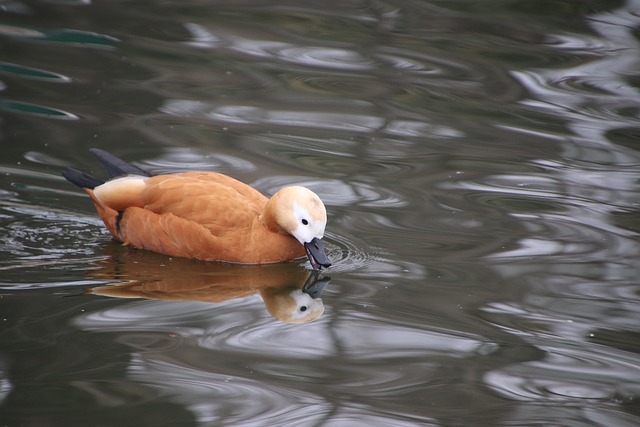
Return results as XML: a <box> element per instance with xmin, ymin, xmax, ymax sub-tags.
<box><xmin>1</xmin><ymin>0</ymin><xmax>640</xmax><ymax>426</ymax></box>
<box><xmin>86</xmin><ymin>252</ymin><xmax>327</xmax><ymax>324</ymax></box>
<box><xmin>74</xmin><ymin>299</ymin><xmax>491</xmax><ymax>426</ymax></box>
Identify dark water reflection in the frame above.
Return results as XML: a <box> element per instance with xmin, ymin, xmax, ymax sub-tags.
<box><xmin>2</xmin><ymin>0</ymin><xmax>640</xmax><ymax>426</ymax></box>
<box><xmin>87</xmin><ymin>249</ymin><xmax>327</xmax><ymax>324</ymax></box>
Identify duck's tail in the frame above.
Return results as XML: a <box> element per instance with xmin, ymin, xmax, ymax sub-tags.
<box><xmin>62</xmin><ymin>148</ymin><xmax>151</xmax><ymax>189</ymax></box>
<box><xmin>61</xmin><ymin>168</ymin><xmax>104</xmax><ymax>189</ymax></box>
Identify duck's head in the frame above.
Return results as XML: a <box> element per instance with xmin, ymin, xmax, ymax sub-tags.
<box><xmin>264</xmin><ymin>186</ymin><xmax>331</xmax><ymax>270</ymax></box>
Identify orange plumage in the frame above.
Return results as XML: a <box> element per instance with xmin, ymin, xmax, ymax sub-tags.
<box><xmin>63</xmin><ymin>149</ymin><xmax>331</xmax><ymax>269</ymax></box>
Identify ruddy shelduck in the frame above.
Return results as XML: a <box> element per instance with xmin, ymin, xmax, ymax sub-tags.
<box><xmin>62</xmin><ymin>149</ymin><xmax>331</xmax><ymax>270</ymax></box>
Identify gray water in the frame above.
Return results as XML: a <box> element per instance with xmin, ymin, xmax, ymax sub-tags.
<box><xmin>1</xmin><ymin>1</ymin><xmax>640</xmax><ymax>426</ymax></box>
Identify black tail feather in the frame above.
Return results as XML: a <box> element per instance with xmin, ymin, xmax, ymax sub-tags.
<box><xmin>89</xmin><ymin>148</ymin><xmax>151</xmax><ymax>178</ymax></box>
<box><xmin>62</xmin><ymin>149</ymin><xmax>152</xmax><ymax>189</ymax></box>
<box><xmin>62</xmin><ymin>167</ymin><xmax>104</xmax><ymax>190</ymax></box>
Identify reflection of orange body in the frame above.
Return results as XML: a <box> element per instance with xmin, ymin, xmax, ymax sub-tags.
<box><xmin>63</xmin><ymin>149</ymin><xmax>331</xmax><ymax>269</ymax></box>
<box><xmin>89</xmin><ymin>248</ymin><xmax>326</xmax><ymax>324</ymax></box>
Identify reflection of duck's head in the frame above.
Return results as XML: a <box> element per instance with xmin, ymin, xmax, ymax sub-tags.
<box><xmin>260</xmin><ymin>287</ymin><xmax>324</xmax><ymax>324</ymax></box>
<box><xmin>88</xmin><ymin>247</ymin><xmax>329</xmax><ymax>324</ymax></box>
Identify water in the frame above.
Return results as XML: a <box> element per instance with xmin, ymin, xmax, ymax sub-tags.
<box><xmin>2</xmin><ymin>0</ymin><xmax>640</xmax><ymax>425</ymax></box>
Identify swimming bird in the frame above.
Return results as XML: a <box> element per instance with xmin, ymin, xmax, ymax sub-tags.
<box><xmin>62</xmin><ymin>149</ymin><xmax>331</xmax><ymax>269</ymax></box>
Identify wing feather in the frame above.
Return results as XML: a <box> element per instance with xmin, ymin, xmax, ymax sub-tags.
<box><xmin>141</xmin><ymin>172</ymin><xmax>268</xmax><ymax>236</ymax></box>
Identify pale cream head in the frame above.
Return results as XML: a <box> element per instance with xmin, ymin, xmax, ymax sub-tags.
<box><xmin>264</xmin><ymin>186</ymin><xmax>327</xmax><ymax>244</ymax></box>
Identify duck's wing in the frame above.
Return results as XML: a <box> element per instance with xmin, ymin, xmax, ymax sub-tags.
<box><xmin>90</xmin><ymin>171</ymin><xmax>267</xmax><ymax>232</ymax></box>
<box><xmin>140</xmin><ymin>173</ymin><xmax>268</xmax><ymax>234</ymax></box>
<box><xmin>85</xmin><ymin>171</ymin><xmax>279</xmax><ymax>262</ymax></box>
<box><xmin>118</xmin><ymin>205</ymin><xmax>249</xmax><ymax>261</ymax></box>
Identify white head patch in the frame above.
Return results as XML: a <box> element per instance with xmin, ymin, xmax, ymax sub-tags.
<box><xmin>290</xmin><ymin>201</ymin><xmax>326</xmax><ymax>244</ymax></box>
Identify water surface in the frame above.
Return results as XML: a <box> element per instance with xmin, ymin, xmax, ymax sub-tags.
<box><xmin>2</xmin><ymin>1</ymin><xmax>640</xmax><ymax>426</ymax></box>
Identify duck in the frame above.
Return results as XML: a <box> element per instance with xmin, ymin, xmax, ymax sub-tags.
<box><xmin>62</xmin><ymin>148</ymin><xmax>331</xmax><ymax>270</ymax></box>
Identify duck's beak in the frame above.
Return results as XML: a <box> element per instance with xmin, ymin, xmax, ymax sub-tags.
<box><xmin>304</xmin><ymin>237</ymin><xmax>331</xmax><ymax>270</ymax></box>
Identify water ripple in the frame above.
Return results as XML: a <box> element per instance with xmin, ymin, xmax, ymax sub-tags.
<box><xmin>485</xmin><ymin>344</ymin><xmax>640</xmax><ymax>402</ymax></box>
<box><xmin>274</xmin><ymin>46</ymin><xmax>374</xmax><ymax>71</ymax></box>
<box><xmin>322</xmin><ymin>228</ymin><xmax>425</xmax><ymax>279</ymax></box>
<box><xmin>5</xmin><ymin>1</ymin><xmax>640</xmax><ymax>425</ymax></box>
<box><xmin>125</xmin><ymin>354</ymin><xmax>327</xmax><ymax>426</ymax></box>
<box><xmin>161</xmin><ymin>99</ymin><xmax>385</xmax><ymax>133</ymax></box>
<box><xmin>480</xmin><ymin>283</ymin><xmax>640</xmax><ymax>413</ymax></box>
<box><xmin>75</xmin><ymin>297</ymin><xmax>484</xmax><ymax>360</ymax></box>
<box><xmin>74</xmin><ymin>299</ymin><xmax>487</xmax><ymax>425</ymax></box>
<box><xmin>238</xmin><ymin>133</ymin><xmax>424</xmax><ymax>177</ymax></box>
<box><xmin>252</xmin><ymin>175</ymin><xmax>407</xmax><ymax>208</ymax></box>
<box><xmin>287</xmin><ymin>74</ymin><xmax>384</xmax><ymax>97</ymax></box>
<box><xmin>76</xmin><ymin>300</ymin><xmax>224</xmax><ymax>332</ymax></box>
<box><xmin>139</xmin><ymin>148</ymin><xmax>257</xmax><ymax>175</ymax></box>
<box><xmin>0</xmin><ymin>194</ymin><xmax>108</xmax><ymax>284</ymax></box>
<box><xmin>439</xmin><ymin>165</ymin><xmax>640</xmax><ymax>261</ymax></box>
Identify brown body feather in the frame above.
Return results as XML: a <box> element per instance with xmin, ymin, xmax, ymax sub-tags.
<box><xmin>86</xmin><ymin>172</ymin><xmax>306</xmax><ymax>264</ymax></box>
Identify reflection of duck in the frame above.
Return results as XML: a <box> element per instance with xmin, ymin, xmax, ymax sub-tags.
<box><xmin>62</xmin><ymin>149</ymin><xmax>331</xmax><ymax>270</ymax></box>
<box><xmin>88</xmin><ymin>248</ymin><xmax>329</xmax><ymax>324</ymax></box>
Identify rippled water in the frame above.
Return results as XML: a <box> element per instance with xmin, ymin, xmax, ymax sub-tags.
<box><xmin>2</xmin><ymin>1</ymin><xmax>640</xmax><ymax>426</ymax></box>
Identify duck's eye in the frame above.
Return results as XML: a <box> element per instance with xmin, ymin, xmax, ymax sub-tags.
<box><xmin>301</xmin><ymin>219</ymin><xmax>308</xmax><ymax>225</ymax></box>
<box><xmin>300</xmin><ymin>306</ymin><xmax>307</xmax><ymax>312</ymax></box>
